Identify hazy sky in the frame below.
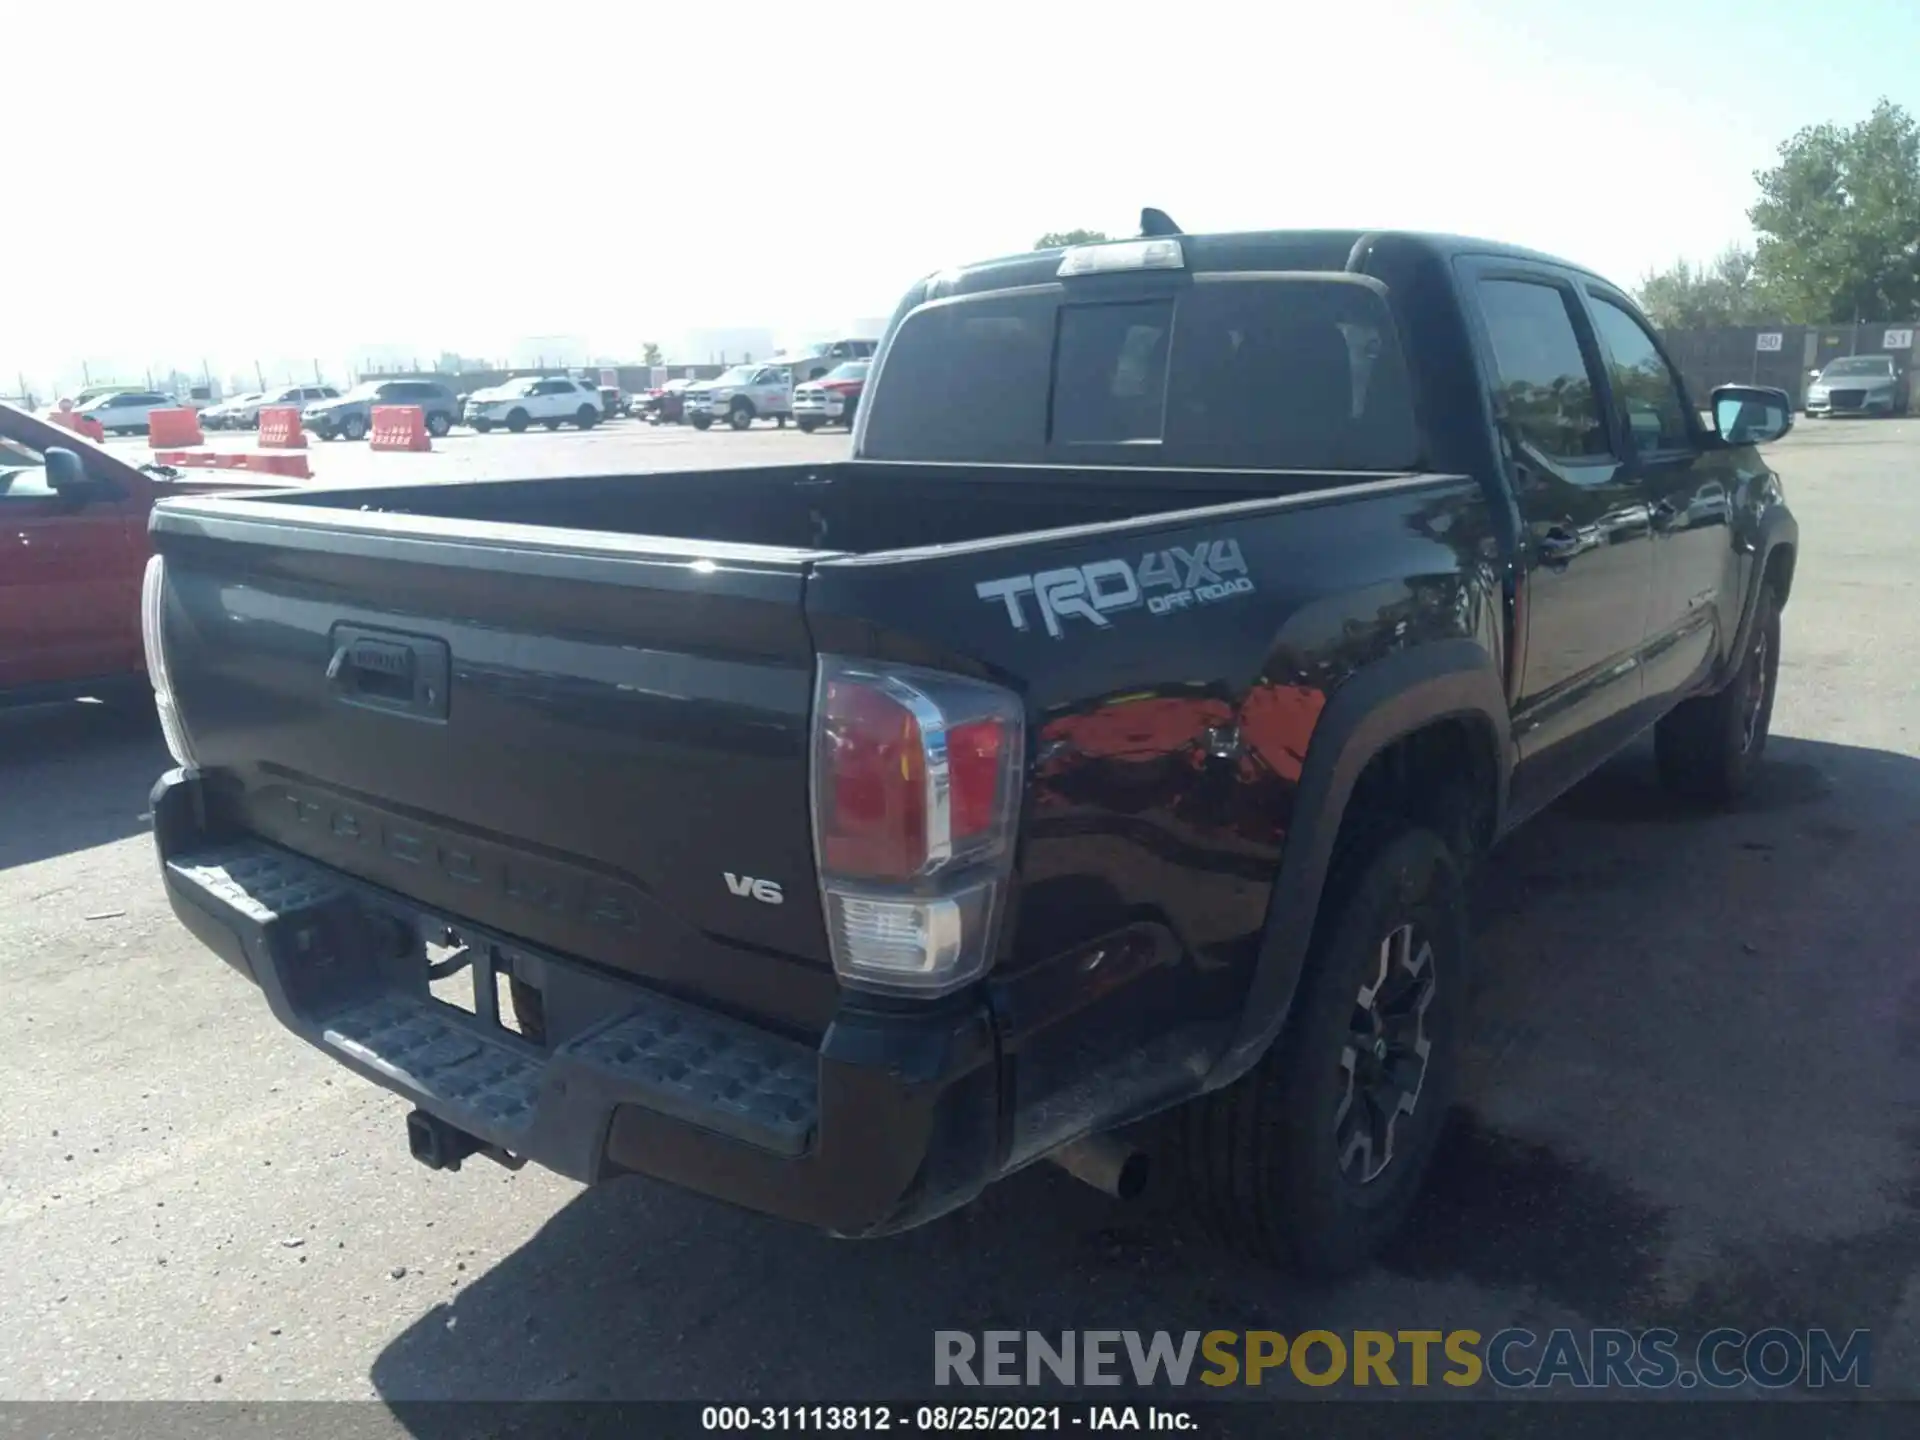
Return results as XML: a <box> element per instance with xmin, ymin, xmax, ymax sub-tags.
<box><xmin>6</xmin><ymin>0</ymin><xmax>1915</xmax><ymax>387</ymax></box>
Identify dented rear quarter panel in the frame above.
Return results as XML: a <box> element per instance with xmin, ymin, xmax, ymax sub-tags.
<box><xmin>803</xmin><ymin>468</ymin><xmax>1502</xmax><ymax>1163</ymax></box>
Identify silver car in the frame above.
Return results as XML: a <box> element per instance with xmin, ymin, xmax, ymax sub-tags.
<box><xmin>1805</xmin><ymin>355</ymin><xmax>1910</xmax><ymax>417</ymax></box>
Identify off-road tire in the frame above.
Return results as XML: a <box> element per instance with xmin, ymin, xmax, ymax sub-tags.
<box><xmin>1655</xmin><ymin>586</ymin><xmax>1780</xmax><ymax>804</ymax></box>
<box><xmin>1179</xmin><ymin>823</ymin><xmax>1468</xmax><ymax>1278</ymax></box>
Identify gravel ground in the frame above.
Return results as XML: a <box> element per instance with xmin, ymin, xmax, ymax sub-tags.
<box><xmin>3</xmin><ymin>418</ymin><xmax>1918</xmax><ymax>1403</ymax></box>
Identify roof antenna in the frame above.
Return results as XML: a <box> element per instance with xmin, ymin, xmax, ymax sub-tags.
<box><xmin>1139</xmin><ymin>208</ymin><xmax>1183</xmax><ymax>237</ymax></box>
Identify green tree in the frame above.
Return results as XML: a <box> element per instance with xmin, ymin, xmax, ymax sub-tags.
<box><xmin>1637</xmin><ymin>245</ymin><xmax>1767</xmax><ymax>329</ymax></box>
<box><xmin>1748</xmin><ymin>99</ymin><xmax>1920</xmax><ymax>323</ymax></box>
<box><xmin>1033</xmin><ymin>229</ymin><xmax>1109</xmax><ymax>250</ymax></box>
<box><xmin>641</xmin><ymin>341</ymin><xmax>663</xmax><ymax>366</ymax></box>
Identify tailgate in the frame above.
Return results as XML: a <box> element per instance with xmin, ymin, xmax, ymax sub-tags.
<box><xmin>149</xmin><ymin>498</ymin><xmax>838</xmax><ymax>1037</ymax></box>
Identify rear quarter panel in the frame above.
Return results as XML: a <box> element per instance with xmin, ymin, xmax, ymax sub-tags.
<box><xmin>804</xmin><ymin>472</ymin><xmax>1502</xmax><ymax>1164</ymax></box>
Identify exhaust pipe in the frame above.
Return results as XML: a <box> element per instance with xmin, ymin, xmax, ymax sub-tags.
<box><xmin>1047</xmin><ymin>1134</ymin><xmax>1150</xmax><ymax>1201</ymax></box>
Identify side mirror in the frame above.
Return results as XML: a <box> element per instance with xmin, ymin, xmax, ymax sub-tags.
<box><xmin>44</xmin><ymin>446</ymin><xmax>95</xmax><ymax>499</ymax></box>
<box><xmin>1710</xmin><ymin>385</ymin><xmax>1794</xmax><ymax>445</ymax></box>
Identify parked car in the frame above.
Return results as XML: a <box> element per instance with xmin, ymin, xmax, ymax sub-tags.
<box><xmin>1804</xmin><ymin>354</ymin><xmax>1909</xmax><ymax>418</ymax></box>
<box><xmin>75</xmin><ymin>390</ymin><xmax>175</xmax><ymax>436</ymax></box>
<box><xmin>72</xmin><ymin>384</ymin><xmax>145</xmax><ymax>407</ymax></box>
<box><xmin>462</xmin><ymin>376</ymin><xmax>603</xmax><ymax>433</ymax></box>
<box><xmin>641</xmin><ymin>378</ymin><xmax>697</xmax><ymax>425</ymax></box>
<box><xmin>0</xmin><ymin>402</ymin><xmax>280</xmax><ymax>706</ymax></box>
<box><xmin>141</xmin><ymin>225</ymin><xmax>1796</xmax><ymax>1277</ymax></box>
<box><xmin>305</xmin><ymin>380</ymin><xmax>459</xmax><ymax>441</ymax></box>
<box><xmin>684</xmin><ymin>364</ymin><xmax>793</xmax><ymax>430</ymax></box>
<box><xmin>233</xmin><ymin>384</ymin><xmax>340</xmax><ymax>430</ymax></box>
<box><xmin>793</xmin><ymin>359</ymin><xmax>870</xmax><ymax>432</ymax></box>
<box><xmin>768</xmin><ymin>337</ymin><xmax>879</xmax><ymax>381</ymax></box>
<box><xmin>201</xmin><ymin>393</ymin><xmax>263</xmax><ymax>430</ymax></box>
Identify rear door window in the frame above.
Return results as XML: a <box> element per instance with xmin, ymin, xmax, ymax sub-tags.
<box><xmin>1474</xmin><ymin>279</ymin><xmax>1612</xmax><ymax>461</ymax></box>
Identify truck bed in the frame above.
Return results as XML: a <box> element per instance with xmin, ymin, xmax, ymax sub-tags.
<box><xmin>148</xmin><ymin>459</ymin><xmax>1473</xmax><ymax>1059</ymax></box>
<box><xmin>257</xmin><ymin>460</ymin><xmax>1423</xmax><ymax>555</ymax></box>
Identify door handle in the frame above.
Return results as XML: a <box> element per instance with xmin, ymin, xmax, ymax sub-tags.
<box><xmin>1539</xmin><ymin>527</ymin><xmax>1585</xmax><ymax>565</ymax></box>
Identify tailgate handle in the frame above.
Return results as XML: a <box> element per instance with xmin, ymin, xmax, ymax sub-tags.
<box><xmin>325</xmin><ymin>626</ymin><xmax>450</xmax><ymax>721</ymax></box>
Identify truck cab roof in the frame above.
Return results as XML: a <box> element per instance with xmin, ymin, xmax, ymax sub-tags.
<box><xmin>932</xmin><ymin>229</ymin><xmax>1608</xmax><ymax>300</ymax></box>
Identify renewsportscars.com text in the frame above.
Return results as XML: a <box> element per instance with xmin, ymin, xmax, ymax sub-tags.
<box><xmin>933</xmin><ymin>1328</ymin><xmax>1871</xmax><ymax>1391</ymax></box>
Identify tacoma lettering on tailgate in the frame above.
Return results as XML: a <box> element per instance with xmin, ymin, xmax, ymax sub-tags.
<box><xmin>260</xmin><ymin>785</ymin><xmax>644</xmax><ymax>933</ymax></box>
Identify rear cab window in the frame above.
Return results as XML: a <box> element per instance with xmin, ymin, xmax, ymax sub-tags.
<box><xmin>860</xmin><ymin>273</ymin><xmax>1420</xmax><ymax>471</ymax></box>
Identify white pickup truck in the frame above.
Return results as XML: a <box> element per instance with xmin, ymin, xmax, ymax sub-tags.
<box><xmin>684</xmin><ymin>364</ymin><xmax>795</xmax><ymax>431</ymax></box>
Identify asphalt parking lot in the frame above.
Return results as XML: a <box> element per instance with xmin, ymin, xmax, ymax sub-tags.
<box><xmin>4</xmin><ymin>417</ymin><xmax>1920</xmax><ymax>1403</ymax></box>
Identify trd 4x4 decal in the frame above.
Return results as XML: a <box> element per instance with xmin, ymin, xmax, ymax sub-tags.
<box><xmin>975</xmin><ymin>539</ymin><xmax>1254</xmax><ymax>639</ymax></box>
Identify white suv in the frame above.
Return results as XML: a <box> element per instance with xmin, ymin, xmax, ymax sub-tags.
<box><xmin>75</xmin><ymin>390</ymin><xmax>175</xmax><ymax>436</ymax></box>
<box><xmin>235</xmin><ymin>384</ymin><xmax>339</xmax><ymax>428</ymax></box>
<box><xmin>463</xmin><ymin>376</ymin><xmax>604</xmax><ymax>433</ymax></box>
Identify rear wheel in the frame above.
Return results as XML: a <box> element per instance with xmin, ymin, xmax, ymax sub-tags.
<box><xmin>796</xmin><ymin>418</ymin><xmax>821</xmax><ymax>433</ymax></box>
<box><xmin>506</xmin><ymin>408</ymin><xmax>530</xmax><ymax>434</ymax></box>
<box><xmin>472</xmin><ymin>418</ymin><xmax>493</xmax><ymax>434</ymax></box>
<box><xmin>575</xmin><ymin>405</ymin><xmax>598</xmax><ymax>429</ymax></box>
<box><xmin>728</xmin><ymin>401</ymin><xmax>754</xmax><ymax>431</ymax></box>
<box><xmin>691</xmin><ymin>414</ymin><xmax>712</xmax><ymax>431</ymax></box>
<box><xmin>1655</xmin><ymin>587</ymin><xmax>1780</xmax><ymax>804</ymax></box>
<box><xmin>426</xmin><ymin>411</ymin><xmax>452</xmax><ymax>438</ymax></box>
<box><xmin>1179</xmin><ymin>824</ymin><xmax>1467</xmax><ymax>1277</ymax></box>
<box><xmin>542</xmin><ymin>418</ymin><xmax>561</xmax><ymax>431</ymax></box>
<box><xmin>342</xmin><ymin>414</ymin><xmax>368</xmax><ymax>441</ymax></box>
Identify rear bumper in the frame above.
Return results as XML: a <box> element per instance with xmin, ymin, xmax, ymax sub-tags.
<box><xmin>151</xmin><ymin>768</ymin><xmax>1001</xmax><ymax>1235</ymax></box>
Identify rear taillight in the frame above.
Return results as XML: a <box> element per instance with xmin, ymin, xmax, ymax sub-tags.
<box><xmin>140</xmin><ymin>554</ymin><xmax>198</xmax><ymax>768</ymax></box>
<box><xmin>811</xmin><ymin>657</ymin><xmax>1025</xmax><ymax>995</ymax></box>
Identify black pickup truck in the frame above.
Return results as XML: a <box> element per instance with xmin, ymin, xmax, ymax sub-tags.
<box><xmin>143</xmin><ymin>221</ymin><xmax>1798</xmax><ymax>1276</ymax></box>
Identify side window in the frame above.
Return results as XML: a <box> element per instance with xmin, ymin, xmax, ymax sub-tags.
<box><xmin>1474</xmin><ymin>279</ymin><xmax>1611</xmax><ymax>462</ymax></box>
<box><xmin>1588</xmin><ymin>295</ymin><xmax>1692</xmax><ymax>454</ymax></box>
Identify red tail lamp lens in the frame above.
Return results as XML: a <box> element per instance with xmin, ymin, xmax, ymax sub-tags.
<box><xmin>820</xmin><ymin>679</ymin><xmax>927</xmax><ymax>880</ymax></box>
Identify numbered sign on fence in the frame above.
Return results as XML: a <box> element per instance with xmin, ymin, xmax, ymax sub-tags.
<box><xmin>1755</xmin><ymin>332</ymin><xmax>1783</xmax><ymax>352</ymax></box>
<box><xmin>1883</xmin><ymin>328</ymin><xmax>1914</xmax><ymax>351</ymax></box>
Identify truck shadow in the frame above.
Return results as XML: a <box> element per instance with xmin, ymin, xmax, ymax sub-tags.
<box><xmin>0</xmin><ymin>700</ymin><xmax>167</xmax><ymax>871</ymax></box>
<box><xmin>369</xmin><ymin>731</ymin><xmax>1920</xmax><ymax>1403</ymax></box>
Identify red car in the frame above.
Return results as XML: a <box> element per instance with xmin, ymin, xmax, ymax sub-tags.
<box><xmin>0</xmin><ymin>403</ymin><xmax>279</xmax><ymax>705</ymax></box>
<box><xmin>791</xmin><ymin>359</ymin><xmax>870</xmax><ymax>432</ymax></box>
